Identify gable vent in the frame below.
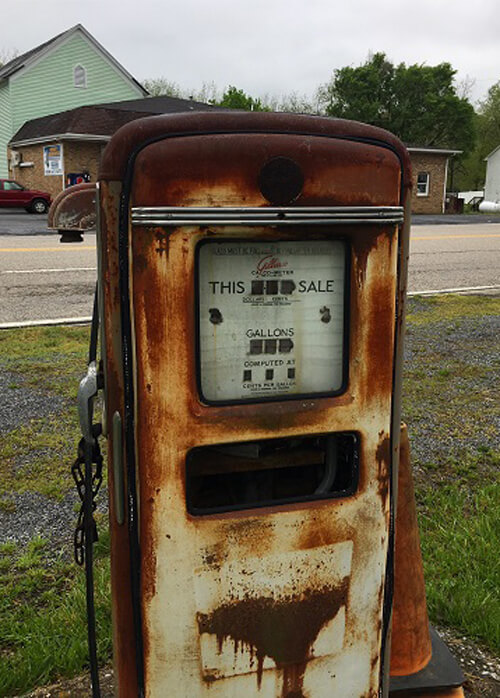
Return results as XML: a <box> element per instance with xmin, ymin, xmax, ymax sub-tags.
<box><xmin>74</xmin><ymin>64</ymin><xmax>87</xmax><ymax>88</ymax></box>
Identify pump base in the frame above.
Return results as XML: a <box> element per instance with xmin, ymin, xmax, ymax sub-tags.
<box><xmin>389</xmin><ymin>626</ymin><xmax>465</xmax><ymax>696</ymax></box>
<box><xmin>59</xmin><ymin>230</ymin><xmax>84</xmax><ymax>243</ymax></box>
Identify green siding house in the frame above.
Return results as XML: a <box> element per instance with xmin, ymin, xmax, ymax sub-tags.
<box><xmin>0</xmin><ymin>24</ymin><xmax>147</xmax><ymax>177</ymax></box>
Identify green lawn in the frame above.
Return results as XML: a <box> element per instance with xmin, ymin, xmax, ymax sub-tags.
<box><xmin>0</xmin><ymin>326</ymin><xmax>111</xmax><ymax>695</ymax></box>
<box><xmin>402</xmin><ymin>294</ymin><xmax>500</xmax><ymax>654</ymax></box>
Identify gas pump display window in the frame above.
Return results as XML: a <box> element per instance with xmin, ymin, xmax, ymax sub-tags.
<box><xmin>197</xmin><ymin>239</ymin><xmax>348</xmax><ymax>403</ymax></box>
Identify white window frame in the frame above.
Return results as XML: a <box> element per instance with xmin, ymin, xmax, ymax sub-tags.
<box><xmin>73</xmin><ymin>64</ymin><xmax>87</xmax><ymax>88</ymax></box>
<box><xmin>417</xmin><ymin>171</ymin><xmax>430</xmax><ymax>197</ymax></box>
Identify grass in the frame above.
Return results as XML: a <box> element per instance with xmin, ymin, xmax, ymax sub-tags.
<box><xmin>0</xmin><ymin>535</ymin><xmax>111</xmax><ymax>696</ymax></box>
<box><xmin>419</xmin><ymin>483</ymin><xmax>500</xmax><ymax>650</ymax></box>
<box><xmin>0</xmin><ymin>325</ymin><xmax>88</xmax><ymax>363</ymax></box>
<box><xmin>405</xmin><ymin>293</ymin><xmax>500</xmax><ymax>327</ymax></box>
<box><xmin>402</xmin><ymin>294</ymin><xmax>500</xmax><ymax>653</ymax></box>
<box><xmin>0</xmin><ymin>296</ymin><xmax>498</xmax><ymax>694</ymax></box>
<box><xmin>0</xmin><ymin>326</ymin><xmax>104</xmax><ymax>501</ymax></box>
<box><xmin>0</xmin><ymin>326</ymin><xmax>111</xmax><ymax>696</ymax></box>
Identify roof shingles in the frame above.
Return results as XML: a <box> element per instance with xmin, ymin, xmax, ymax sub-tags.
<box><xmin>9</xmin><ymin>96</ymin><xmax>224</xmax><ymax>145</ymax></box>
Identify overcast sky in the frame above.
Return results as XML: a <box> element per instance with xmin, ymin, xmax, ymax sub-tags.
<box><xmin>1</xmin><ymin>0</ymin><xmax>499</xmax><ymax>106</ymax></box>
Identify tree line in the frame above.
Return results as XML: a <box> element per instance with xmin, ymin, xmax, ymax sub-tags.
<box><xmin>144</xmin><ymin>53</ymin><xmax>500</xmax><ymax>191</ymax></box>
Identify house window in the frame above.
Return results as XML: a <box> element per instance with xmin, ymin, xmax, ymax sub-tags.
<box><xmin>417</xmin><ymin>172</ymin><xmax>430</xmax><ymax>197</ymax></box>
<box><xmin>74</xmin><ymin>65</ymin><xmax>87</xmax><ymax>88</ymax></box>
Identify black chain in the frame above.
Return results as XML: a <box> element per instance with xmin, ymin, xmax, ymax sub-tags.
<box><xmin>72</xmin><ymin>436</ymin><xmax>103</xmax><ymax>566</ymax></box>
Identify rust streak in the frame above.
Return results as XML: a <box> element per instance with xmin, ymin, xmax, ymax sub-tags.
<box><xmin>376</xmin><ymin>432</ymin><xmax>391</xmax><ymax>511</ymax></box>
<box><xmin>155</xmin><ymin>228</ymin><xmax>172</xmax><ymax>257</ymax></box>
<box><xmin>197</xmin><ymin>579</ymin><xmax>349</xmax><ymax>697</ymax></box>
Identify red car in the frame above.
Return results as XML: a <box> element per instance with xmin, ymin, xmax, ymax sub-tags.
<box><xmin>0</xmin><ymin>179</ymin><xmax>52</xmax><ymax>213</ymax></box>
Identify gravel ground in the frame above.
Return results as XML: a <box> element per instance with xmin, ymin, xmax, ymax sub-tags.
<box><xmin>0</xmin><ymin>491</ymin><xmax>77</xmax><ymax>548</ymax></box>
<box><xmin>0</xmin><ymin>371</ymin><xmax>65</xmax><ymax>433</ymax></box>
<box><xmin>403</xmin><ymin>313</ymin><xmax>500</xmax><ymax>466</ymax></box>
<box><xmin>438</xmin><ymin>627</ymin><xmax>500</xmax><ymax>698</ymax></box>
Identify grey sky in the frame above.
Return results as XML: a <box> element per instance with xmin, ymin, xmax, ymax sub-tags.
<box><xmin>1</xmin><ymin>0</ymin><xmax>499</xmax><ymax>105</ymax></box>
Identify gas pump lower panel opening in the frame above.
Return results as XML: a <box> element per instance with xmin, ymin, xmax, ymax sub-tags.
<box><xmin>186</xmin><ymin>432</ymin><xmax>359</xmax><ymax>515</ymax></box>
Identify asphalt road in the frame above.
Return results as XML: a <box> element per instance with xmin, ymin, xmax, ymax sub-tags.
<box><xmin>0</xmin><ymin>212</ymin><xmax>499</xmax><ymax>325</ymax></box>
<box><xmin>0</xmin><ymin>211</ymin><xmax>51</xmax><ymax>236</ymax></box>
<box><xmin>0</xmin><ymin>231</ymin><xmax>97</xmax><ymax>324</ymax></box>
<box><xmin>408</xmin><ymin>223</ymin><xmax>500</xmax><ymax>293</ymax></box>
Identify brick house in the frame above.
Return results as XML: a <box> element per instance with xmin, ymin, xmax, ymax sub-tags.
<box><xmin>8</xmin><ymin>104</ymin><xmax>152</xmax><ymax>198</ymax></box>
<box><xmin>7</xmin><ymin>96</ymin><xmax>223</xmax><ymax>196</ymax></box>
<box><xmin>0</xmin><ymin>24</ymin><xmax>147</xmax><ymax>179</ymax></box>
<box><xmin>408</xmin><ymin>147</ymin><xmax>461</xmax><ymax>214</ymax></box>
<box><xmin>8</xmin><ymin>100</ymin><xmax>460</xmax><ymax>214</ymax></box>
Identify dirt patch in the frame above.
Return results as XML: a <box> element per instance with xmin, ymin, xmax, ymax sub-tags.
<box><xmin>16</xmin><ymin>668</ymin><xmax>114</xmax><ymax>698</ymax></box>
<box><xmin>437</xmin><ymin>626</ymin><xmax>500</xmax><ymax>698</ymax></box>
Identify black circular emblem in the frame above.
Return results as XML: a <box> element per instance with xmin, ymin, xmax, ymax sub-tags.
<box><xmin>258</xmin><ymin>157</ymin><xmax>304</xmax><ymax>205</ymax></box>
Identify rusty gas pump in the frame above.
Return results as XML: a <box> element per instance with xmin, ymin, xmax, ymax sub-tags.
<box><xmin>48</xmin><ymin>181</ymin><xmax>96</xmax><ymax>242</ymax></box>
<box><xmin>74</xmin><ymin>111</ymin><xmax>465</xmax><ymax>698</ymax></box>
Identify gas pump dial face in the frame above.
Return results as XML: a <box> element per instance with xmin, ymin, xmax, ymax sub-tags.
<box><xmin>197</xmin><ymin>239</ymin><xmax>347</xmax><ymax>403</ymax></box>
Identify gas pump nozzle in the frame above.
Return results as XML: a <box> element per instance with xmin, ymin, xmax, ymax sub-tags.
<box><xmin>77</xmin><ymin>360</ymin><xmax>104</xmax><ymax>444</ymax></box>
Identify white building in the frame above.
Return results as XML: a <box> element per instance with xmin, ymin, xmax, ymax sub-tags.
<box><xmin>480</xmin><ymin>145</ymin><xmax>500</xmax><ymax>212</ymax></box>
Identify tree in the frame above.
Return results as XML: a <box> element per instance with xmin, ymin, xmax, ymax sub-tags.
<box><xmin>140</xmin><ymin>79</ymin><xmax>318</xmax><ymax>114</ymax></box>
<box><xmin>318</xmin><ymin>53</ymin><xmax>476</xmax><ymax>154</ymax></box>
<box><xmin>193</xmin><ymin>82</ymin><xmax>220</xmax><ymax>104</ymax></box>
<box><xmin>0</xmin><ymin>48</ymin><xmax>18</xmax><ymax>68</ymax></box>
<box><xmin>318</xmin><ymin>52</ymin><xmax>394</xmax><ymax>124</ymax></box>
<box><xmin>453</xmin><ymin>80</ymin><xmax>500</xmax><ymax>190</ymax></box>
<box><xmin>142</xmin><ymin>78</ymin><xmax>220</xmax><ymax>104</ymax></box>
<box><xmin>477</xmin><ymin>81</ymin><xmax>500</xmax><ymax>156</ymax></box>
<box><xmin>276</xmin><ymin>91</ymin><xmax>318</xmax><ymax>114</ymax></box>
<box><xmin>217</xmin><ymin>85</ymin><xmax>269</xmax><ymax>111</ymax></box>
<box><xmin>142</xmin><ymin>77</ymin><xmax>184</xmax><ymax>97</ymax></box>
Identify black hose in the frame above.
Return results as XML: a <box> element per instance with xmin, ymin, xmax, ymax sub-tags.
<box><xmin>85</xmin><ymin>285</ymin><xmax>101</xmax><ymax>696</ymax></box>
<box><xmin>84</xmin><ymin>439</ymin><xmax>101</xmax><ymax>697</ymax></box>
<box><xmin>89</xmin><ymin>284</ymin><xmax>99</xmax><ymax>364</ymax></box>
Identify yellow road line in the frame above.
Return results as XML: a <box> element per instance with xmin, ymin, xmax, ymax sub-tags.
<box><xmin>412</xmin><ymin>234</ymin><xmax>500</xmax><ymax>240</ymax></box>
<box><xmin>0</xmin><ymin>246</ymin><xmax>95</xmax><ymax>252</ymax></box>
